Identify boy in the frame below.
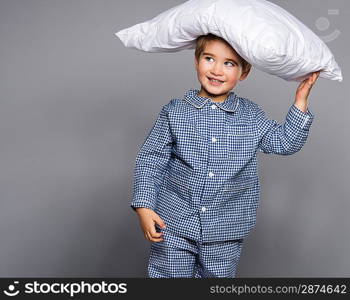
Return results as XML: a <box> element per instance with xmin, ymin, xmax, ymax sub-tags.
<box><xmin>131</xmin><ymin>33</ymin><xmax>320</xmax><ymax>278</ymax></box>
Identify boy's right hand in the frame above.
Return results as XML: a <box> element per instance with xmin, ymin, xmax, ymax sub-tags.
<box><xmin>135</xmin><ymin>207</ymin><xmax>166</xmax><ymax>242</ymax></box>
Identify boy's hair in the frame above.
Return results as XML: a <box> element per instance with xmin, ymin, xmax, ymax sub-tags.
<box><xmin>195</xmin><ymin>33</ymin><xmax>252</xmax><ymax>75</ymax></box>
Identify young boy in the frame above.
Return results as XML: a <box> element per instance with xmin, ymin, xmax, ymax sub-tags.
<box><xmin>131</xmin><ymin>33</ymin><xmax>320</xmax><ymax>278</ymax></box>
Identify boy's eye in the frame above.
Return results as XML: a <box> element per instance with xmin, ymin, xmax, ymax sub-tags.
<box><xmin>204</xmin><ymin>56</ymin><xmax>235</xmax><ymax>66</ymax></box>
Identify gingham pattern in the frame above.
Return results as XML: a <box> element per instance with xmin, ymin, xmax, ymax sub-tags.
<box><xmin>132</xmin><ymin>89</ymin><xmax>314</xmax><ymax>243</ymax></box>
<box><xmin>148</xmin><ymin>226</ymin><xmax>244</xmax><ymax>278</ymax></box>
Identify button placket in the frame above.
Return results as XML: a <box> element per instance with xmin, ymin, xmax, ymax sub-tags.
<box><xmin>209</xmin><ymin>103</ymin><xmax>219</xmax><ymax>145</ymax></box>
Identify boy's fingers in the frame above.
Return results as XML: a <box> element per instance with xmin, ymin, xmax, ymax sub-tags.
<box><xmin>307</xmin><ymin>73</ymin><xmax>318</xmax><ymax>85</ymax></box>
<box><xmin>151</xmin><ymin>232</ymin><xmax>163</xmax><ymax>238</ymax></box>
<box><xmin>149</xmin><ymin>227</ymin><xmax>164</xmax><ymax>238</ymax></box>
<box><xmin>314</xmin><ymin>71</ymin><xmax>320</xmax><ymax>80</ymax></box>
<box><xmin>150</xmin><ymin>236</ymin><xmax>164</xmax><ymax>242</ymax></box>
<box><xmin>146</xmin><ymin>230</ymin><xmax>164</xmax><ymax>242</ymax></box>
<box><xmin>154</xmin><ymin>216</ymin><xmax>166</xmax><ymax>229</ymax></box>
<box><xmin>311</xmin><ymin>74</ymin><xmax>319</xmax><ymax>84</ymax></box>
<box><xmin>145</xmin><ymin>231</ymin><xmax>152</xmax><ymax>241</ymax></box>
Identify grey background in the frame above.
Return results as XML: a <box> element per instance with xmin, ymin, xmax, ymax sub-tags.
<box><xmin>0</xmin><ymin>0</ymin><xmax>348</xmax><ymax>277</ymax></box>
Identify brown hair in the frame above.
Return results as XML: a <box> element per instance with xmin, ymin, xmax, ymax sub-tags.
<box><xmin>195</xmin><ymin>33</ymin><xmax>252</xmax><ymax>75</ymax></box>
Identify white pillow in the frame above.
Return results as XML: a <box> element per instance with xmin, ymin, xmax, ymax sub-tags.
<box><xmin>115</xmin><ymin>0</ymin><xmax>342</xmax><ymax>82</ymax></box>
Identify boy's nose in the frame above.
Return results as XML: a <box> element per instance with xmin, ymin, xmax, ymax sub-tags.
<box><xmin>211</xmin><ymin>63</ymin><xmax>223</xmax><ymax>75</ymax></box>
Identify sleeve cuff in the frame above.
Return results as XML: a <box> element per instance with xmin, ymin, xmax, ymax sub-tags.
<box><xmin>131</xmin><ymin>201</ymin><xmax>155</xmax><ymax>212</ymax></box>
<box><xmin>287</xmin><ymin>104</ymin><xmax>315</xmax><ymax>131</ymax></box>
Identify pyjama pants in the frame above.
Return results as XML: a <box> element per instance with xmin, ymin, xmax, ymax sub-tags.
<box><xmin>147</xmin><ymin>227</ymin><xmax>244</xmax><ymax>278</ymax></box>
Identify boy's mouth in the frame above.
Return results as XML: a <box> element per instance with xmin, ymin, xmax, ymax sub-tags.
<box><xmin>207</xmin><ymin>76</ymin><xmax>225</xmax><ymax>85</ymax></box>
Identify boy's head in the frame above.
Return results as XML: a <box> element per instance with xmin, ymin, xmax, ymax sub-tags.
<box><xmin>194</xmin><ymin>33</ymin><xmax>251</xmax><ymax>101</ymax></box>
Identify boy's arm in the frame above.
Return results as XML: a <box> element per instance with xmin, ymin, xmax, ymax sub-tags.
<box><xmin>255</xmin><ymin>71</ymin><xmax>319</xmax><ymax>155</ymax></box>
<box><xmin>131</xmin><ymin>102</ymin><xmax>173</xmax><ymax>211</ymax></box>
<box><xmin>255</xmin><ymin>102</ymin><xmax>315</xmax><ymax>155</ymax></box>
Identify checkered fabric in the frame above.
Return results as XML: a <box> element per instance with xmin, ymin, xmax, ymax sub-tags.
<box><xmin>132</xmin><ymin>89</ymin><xmax>314</xmax><ymax>243</ymax></box>
<box><xmin>148</xmin><ymin>226</ymin><xmax>244</xmax><ymax>278</ymax></box>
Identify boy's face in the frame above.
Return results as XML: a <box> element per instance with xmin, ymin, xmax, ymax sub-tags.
<box><xmin>195</xmin><ymin>39</ymin><xmax>249</xmax><ymax>102</ymax></box>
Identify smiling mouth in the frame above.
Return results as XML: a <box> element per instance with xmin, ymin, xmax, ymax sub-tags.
<box><xmin>207</xmin><ymin>77</ymin><xmax>225</xmax><ymax>84</ymax></box>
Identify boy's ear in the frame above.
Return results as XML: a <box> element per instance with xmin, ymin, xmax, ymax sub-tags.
<box><xmin>194</xmin><ymin>57</ymin><xmax>198</xmax><ymax>69</ymax></box>
<box><xmin>239</xmin><ymin>68</ymin><xmax>251</xmax><ymax>81</ymax></box>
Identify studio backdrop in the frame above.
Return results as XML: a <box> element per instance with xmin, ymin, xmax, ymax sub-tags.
<box><xmin>0</xmin><ymin>0</ymin><xmax>348</xmax><ymax>277</ymax></box>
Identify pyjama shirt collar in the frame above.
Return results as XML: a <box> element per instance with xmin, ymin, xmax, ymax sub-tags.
<box><xmin>183</xmin><ymin>89</ymin><xmax>240</xmax><ymax>112</ymax></box>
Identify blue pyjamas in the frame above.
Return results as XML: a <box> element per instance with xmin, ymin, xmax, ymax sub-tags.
<box><xmin>132</xmin><ymin>89</ymin><xmax>315</xmax><ymax>277</ymax></box>
<box><xmin>148</xmin><ymin>226</ymin><xmax>244</xmax><ymax>278</ymax></box>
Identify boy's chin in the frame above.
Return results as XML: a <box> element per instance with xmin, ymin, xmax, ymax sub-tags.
<box><xmin>202</xmin><ymin>86</ymin><xmax>230</xmax><ymax>97</ymax></box>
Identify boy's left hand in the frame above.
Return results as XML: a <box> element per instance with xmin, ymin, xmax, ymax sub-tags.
<box><xmin>295</xmin><ymin>71</ymin><xmax>321</xmax><ymax>102</ymax></box>
<box><xmin>294</xmin><ymin>71</ymin><xmax>321</xmax><ymax>113</ymax></box>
